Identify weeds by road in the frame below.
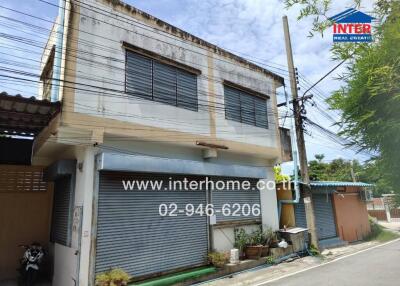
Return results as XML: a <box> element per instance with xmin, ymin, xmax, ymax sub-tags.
<box><xmin>366</xmin><ymin>219</ymin><xmax>400</xmax><ymax>242</ymax></box>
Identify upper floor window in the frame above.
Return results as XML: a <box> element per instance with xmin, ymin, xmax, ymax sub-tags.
<box><xmin>224</xmin><ymin>84</ymin><xmax>269</xmax><ymax>129</ymax></box>
<box><xmin>125</xmin><ymin>50</ymin><xmax>198</xmax><ymax>111</ymax></box>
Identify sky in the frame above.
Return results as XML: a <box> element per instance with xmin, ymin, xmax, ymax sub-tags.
<box><xmin>0</xmin><ymin>0</ymin><xmax>376</xmax><ymax>173</ymax></box>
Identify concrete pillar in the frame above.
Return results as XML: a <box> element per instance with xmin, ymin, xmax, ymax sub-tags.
<box><xmin>73</xmin><ymin>146</ymin><xmax>97</xmax><ymax>286</ymax></box>
<box><xmin>385</xmin><ymin>204</ymin><xmax>392</xmax><ymax>223</ymax></box>
<box><xmin>259</xmin><ymin>168</ymin><xmax>279</xmax><ymax>230</ymax></box>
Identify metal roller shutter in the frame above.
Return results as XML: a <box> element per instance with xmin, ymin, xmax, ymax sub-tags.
<box><xmin>50</xmin><ymin>176</ymin><xmax>73</xmax><ymax>246</ymax></box>
<box><xmin>294</xmin><ymin>194</ymin><xmax>337</xmax><ymax>240</ymax></box>
<box><xmin>294</xmin><ymin>199</ymin><xmax>308</xmax><ymax>229</ymax></box>
<box><xmin>211</xmin><ymin>178</ymin><xmax>261</xmax><ymax>222</ymax></box>
<box><xmin>95</xmin><ymin>172</ymin><xmax>208</xmax><ymax>277</ymax></box>
<box><xmin>313</xmin><ymin>194</ymin><xmax>337</xmax><ymax>240</ymax></box>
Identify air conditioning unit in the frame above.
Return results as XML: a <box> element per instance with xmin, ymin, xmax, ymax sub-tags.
<box><xmin>360</xmin><ymin>189</ymin><xmax>373</xmax><ymax>202</ymax></box>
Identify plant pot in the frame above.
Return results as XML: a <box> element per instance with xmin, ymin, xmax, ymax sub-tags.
<box><xmin>245</xmin><ymin>245</ymin><xmax>263</xmax><ymax>259</ymax></box>
<box><xmin>261</xmin><ymin>246</ymin><xmax>270</xmax><ymax>257</ymax></box>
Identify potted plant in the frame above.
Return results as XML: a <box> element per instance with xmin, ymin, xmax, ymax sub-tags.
<box><xmin>234</xmin><ymin>228</ymin><xmax>248</xmax><ymax>259</ymax></box>
<box><xmin>95</xmin><ymin>268</ymin><xmax>131</xmax><ymax>286</ymax></box>
<box><xmin>207</xmin><ymin>252</ymin><xmax>229</xmax><ymax>268</ymax></box>
<box><xmin>95</xmin><ymin>273</ymin><xmax>110</xmax><ymax>286</ymax></box>
<box><xmin>244</xmin><ymin>228</ymin><xmax>263</xmax><ymax>259</ymax></box>
<box><xmin>261</xmin><ymin>227</ymin><xmax>276</xmax><ymax>257</ymax></box>
<box><xmin>109</xmin><ymin>268</ymin><xmax>131</xmax><ymax>286</ymax></box>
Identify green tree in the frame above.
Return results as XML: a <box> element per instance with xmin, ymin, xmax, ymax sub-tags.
<box><xmin>274</xmin><ymin>165</ymin><xmax>290</xmax><ymax>183</ymax></box>
<box><xmin>285</xmin><ymin>0</ymin><xmax>400</xmax><ymax>196</ymax></box>
<box><xmin>309</xmin><ymin>154</ymin><xmax>328</xmax><ymax>181</ymax></box>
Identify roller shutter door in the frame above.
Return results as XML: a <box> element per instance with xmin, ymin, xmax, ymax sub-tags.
<box><xmin>294</xmin><ymin>194</ymin><xmax>337</xmax><ymax>240</ymax></box>
<box><xmin>50</xmin><ymin>176</ymin><xmax>73</xmax><ymax>246</ymax></box>
<box><xmin>95</xmin><ymin>172</ymin><xmax>208</xmax><ymax>277</ymax></box>
<box><xmin>313</xmin><ymin>194</ymin><xmax>337</xmax><ymax>239</ymax></box>
<box><xmin>211</xmin><ymin>178</ymin><xmax>261</xmax><ymax>222</ymax></box>
<box><xmin>294</xmin><ymin>199</ymin><xmax>307</xmax><ymax>229</ymax></box>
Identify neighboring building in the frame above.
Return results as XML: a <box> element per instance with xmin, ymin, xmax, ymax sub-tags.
<box><xmin>368</xmin><ymin>194</ymin><xmax>400</xmax><ymax>222</ymax></box>
<box><xmin>278</xmin><ymin>182</ymin><xmax>373</xmax><ymax>248</ymax></box>
<box><xmin>0</xmin><ymin>0</ymin><xmax>291</xmax><ymax>285</ymax></box>
<box><xmin>367</xmin><ymin>197</ymin><xmax>385</xmax><ymax>210</ymax></box>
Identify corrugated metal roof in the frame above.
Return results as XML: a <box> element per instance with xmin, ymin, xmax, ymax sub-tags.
<box><xmin>310</xmin><ymin>181</ymin><xmax>374</xmax><ymax>187</ymax></box>
<box><xmin>0</xmin><ymin>92</ymin><xmax>61</xmax><ymax>136</ymax></box>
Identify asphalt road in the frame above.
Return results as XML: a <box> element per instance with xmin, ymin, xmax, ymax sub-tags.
<box><xmin>264</xmin><ymin>239</ymin><xmax>400</xmax><ymax>286</ymax></box>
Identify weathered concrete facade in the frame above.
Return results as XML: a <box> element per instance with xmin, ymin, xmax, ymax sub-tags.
<box><xmin>35</xmin><ymin>0</ymin><xmax>285</xmax><ymax>285</ymax></box>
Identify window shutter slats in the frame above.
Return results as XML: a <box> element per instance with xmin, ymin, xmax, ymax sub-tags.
<box><xmin>224</xmin><ymin>85</ymin><xmax>268</xmax><ymax>129</ymax></box>
<box><xmin>224</xmin><ymin>86</ymin><xmax>241</xmax><ymax>122</ymax></box>
<box><xmin>177</xmin><ymin>70</ymin><xmax>198</xmax><ymax>111</ymax></box>
<box><xmin>125</xmin><ymin>50</ymin><xmax>198</xmax><ymax>111</ymax></box>
<box><xmin>126</xmin><ymin>52</ymin><xmax>153</xmax><ymax>100</ymax></box>
<box><xmin>153</xmin><ymin>62</ymin><xmax>177</xmax><ymax>106</ymax></box>
<box><xmin>240</xmin><ymin>93</ymin><xmax>256</xmax><ymax>125</ymax></box>
<box><xmin>255</xmin><ymin>97</ymin><xmax>268</xmax><ymax>128</ymax></box>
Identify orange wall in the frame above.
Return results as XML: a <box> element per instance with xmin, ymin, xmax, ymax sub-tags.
<box><xmin>276</xmin><ymin>183</ymin><xmax>295</xmax><ymax>228</ymax></box>
<box><xmin>0</xmin><ymin>166</ymin><xmax>53</xmax><ymax>280</ymax></box>
<box><xmin>333</xmin><ymin>192</ymin><xmax>371</xmax><ymax>242</ymax></box>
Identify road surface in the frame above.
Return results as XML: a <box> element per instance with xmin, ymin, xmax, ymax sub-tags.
<box><xmin>263</xmin><ymin>239</ymin><xmax>400</xmax><ymax>286</ymax></box>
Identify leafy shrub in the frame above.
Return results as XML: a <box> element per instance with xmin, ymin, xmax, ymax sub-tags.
<box><xmin>308</xmin><ymin>244</ymin><xmax>320</xmax><ymax>256</ymax></box>
<box><xmin>208</xmin><ymin>252</ymin><xmax>229</xmax><ymax>268</ymax></box>
<box><xmin>234</xmin><ymin>228</ymin><xmax>248</xmax><ymax>253</ymax></box>
<box><xmin>265</xmin><ymin>256</ymin><xmax>275</xmax><ymax>265</ymax></box>
<box><xmin>95</xmin><ymin>268</ymin><xmax>131</xmax><ymax>286</ymax></box>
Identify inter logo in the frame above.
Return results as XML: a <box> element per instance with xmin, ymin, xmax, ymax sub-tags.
<box><xmin>329</xmin><ymin>8</ymin><xmax>375</xmax><ymax>43</ymax></box>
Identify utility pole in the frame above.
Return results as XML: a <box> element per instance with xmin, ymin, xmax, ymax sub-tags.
<box><xmin>350</xmin><ymin>160</ymin><xmax>357</xmax><ymax>182</ymax></box>
<box><xmin>283</xmin><ymin>15</ymin><xmax>319</xmax><ymax>249</ymax></box>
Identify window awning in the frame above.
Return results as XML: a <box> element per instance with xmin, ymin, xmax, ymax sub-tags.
<box><xmin>0</xmin><ymin>92</ymin><xmax>61</xmax><ymax>137</ymax></box>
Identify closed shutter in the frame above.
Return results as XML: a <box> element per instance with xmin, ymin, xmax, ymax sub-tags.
<box><xmin>153</xmin><ymin>62</ymin><xmax>177</xmax><ymax>106</ymax></box>
<box><xmin>313</xmin><ymin>194</ymin><xmax>337</xmax><ymax>239</ymax></box>
<box><xmin>126</xmin><ymin>52</ymin><xmax>153</xmax><ymax>100</ymax></box>
<box><xmin>125</xmin><ymin>50</ymin><xmax>198</xmax><ymax>111</ymax></box>
<box><xmin>294</xmin><ymin>194</ymin><xmax>337</xmax><ymax>240</ymax></box>
<box><xmin>294</xmin><ymin>199</ymin><xmax>308</xmax><ymax>229</ymax></box>
<box><xmin>224</xmin><ymin>86</ymin><xmax>241</xmax><ymax>122</ymax></box>
<box><xmin>177</xmin><ymin>70</ymin><xmax>198</xmax><ymax>111</ymax></box>
<box><xmin>240</xmin><ymin>93</ymin><xmax>256</xmax><ymax>126</ymax></box>
<box><xmin>224</xmin><ymin>85</ymin><xmax>268</xmax><ymax>129</ymax></box>
<box><xmin>255</xmin><ymin>97</ymin><xmax>268</xmax><ymax>128</ymax></box>
<box><xmin>50</xmin><ymin>176</ymin><xmax>73</xmax><ymax>246</ymax></box>
<box><xmin>211</xmin><ymin>178</ymin><xmax>261</xmax><ymax>222</ymax></box>
<box><xmin>95</xmin><ymin>172</ymin><xmax>208</xmax><ymax>277</ymax></box>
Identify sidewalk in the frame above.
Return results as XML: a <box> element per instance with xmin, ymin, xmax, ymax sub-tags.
<box><xmin>198</xmin><ymin>240</ymin><xmax>383</xmax><ymax>286</ymax></box>
<box><xmin>378</xmin><ymin>221</ymin><xmax>400</xmax><ymax>232</ymax></box>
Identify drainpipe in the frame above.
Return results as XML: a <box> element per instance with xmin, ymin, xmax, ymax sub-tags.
<box><xmin>278</xmin><ymin>86</ymin><xmax>300</xmax><ymax>224</ymax></box>
<box><xmin>51</xmin><ymin>0</ymin><xmax>66</xmax><ymax>102</ymax></box>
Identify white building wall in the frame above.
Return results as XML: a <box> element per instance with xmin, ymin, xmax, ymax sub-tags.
<box><xmin>40</xmin><ymin>0</ymin><xmax>284</xmax><ymax>284</ymax></box>
<box><xmin>72</xmin><ymin>0</ymin><xmax>279</xmax><ymax>149</ymax></box>
<box><xmin>40</xmin><ymin>145</ymin><xmax>97</xmax><ymax>286</ymax></box>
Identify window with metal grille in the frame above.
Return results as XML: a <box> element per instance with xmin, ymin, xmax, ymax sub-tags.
<box><xmin>224</xmin><ymin>85</ymin><xmax>268</xmax><ymax>129</ymax></box>
<box><xmin>125</xmin><ymin>51</ymin><xmax>198</xmax><ymax>111</ymax></box>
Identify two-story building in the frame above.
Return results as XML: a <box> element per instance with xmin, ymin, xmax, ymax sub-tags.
<box><xmin>26</xmin><ymin>0</ymin><xmax>288</xmax><ymax>285</ymax></box>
